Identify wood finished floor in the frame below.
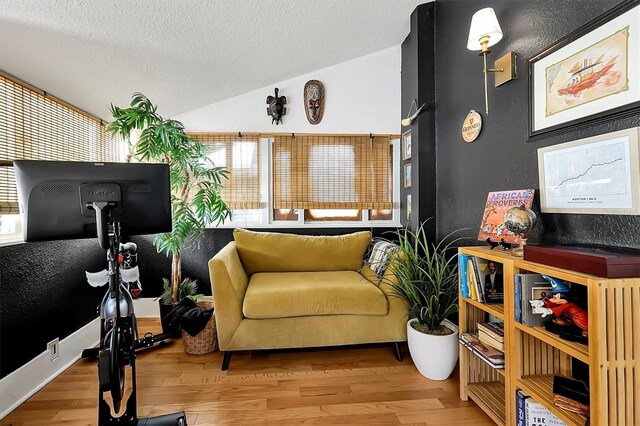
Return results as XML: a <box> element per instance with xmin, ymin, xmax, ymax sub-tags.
<box><xmin>3</xmin><ymin>319</ymin><xmax>492</xmax><ymax>425</ymax></box>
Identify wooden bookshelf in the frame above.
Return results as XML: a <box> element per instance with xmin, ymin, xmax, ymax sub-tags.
<box><xmin>458</xmin><ymin>246</ymin><xmax>640</xmax><ymax>426</ymax></box>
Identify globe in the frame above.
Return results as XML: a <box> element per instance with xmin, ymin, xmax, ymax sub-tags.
<box><xmin>504</xmin><ymin>205</ymin><xmax>537</xmax><ymax>257</ymax></box>
<box><xmin>504</xmin><ymin>205</ymin><xmax>537</xmax><ymax>238</ymax></box>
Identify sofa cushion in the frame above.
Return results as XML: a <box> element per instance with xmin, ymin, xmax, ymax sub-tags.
<box><xmin>242</xmin><ymin>271</ymin><xmax>388</xmax><ymax>319</ymax></box>
<box><xmin>233</xmin><ymin>229</ymin><xmax>371</xmax><ymax>275</ymax></box>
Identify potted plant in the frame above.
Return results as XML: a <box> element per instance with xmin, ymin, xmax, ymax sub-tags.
<box><xmin>108</xmin><ymin>93</ymin><xmax>230</xmax><ymax>332</ymax></box>
<box><xmin>383</xmin><ymin>222</ymin><xmax>465</xmax><ymax>380</ymax></box>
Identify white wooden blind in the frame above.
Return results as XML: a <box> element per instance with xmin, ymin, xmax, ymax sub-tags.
<box><xmin>0</xmin><ymin>73</ymin><xmax>121</xmax><ymax>214</ymax></box>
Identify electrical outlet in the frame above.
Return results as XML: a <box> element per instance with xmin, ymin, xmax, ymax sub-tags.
<box><xmin>47</xmin><ymin>338</ymin><xmax>60</xmax><ymax>361</ymax></box>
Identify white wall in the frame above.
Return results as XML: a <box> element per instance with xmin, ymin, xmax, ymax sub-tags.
<box><xmin>175</xmin><ymin>46</ymin><xmax>401</xmax><ymax>134</ymax></box>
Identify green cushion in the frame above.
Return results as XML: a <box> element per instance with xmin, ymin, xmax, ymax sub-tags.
<box><xmin>242</xmin><ymin>271</ymin><xmax>388</xmax><ymax>319</ymax></box>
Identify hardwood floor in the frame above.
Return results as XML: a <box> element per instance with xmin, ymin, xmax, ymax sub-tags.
<box><xmin>3</xmin><ymin>319</ymin><xmax>492</xmax><ymax>425</ymax></box>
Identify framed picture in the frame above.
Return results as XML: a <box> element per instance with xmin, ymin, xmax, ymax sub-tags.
<box><xmin>406</xmin><ymin>194</ymin><xmax>412</xmax><ymax>220</ymax></box>
<box><xmin>529</xmin><ymin>0</ymin><xmax>640</xmax><ymax>138</ymax></box>
<box><xmin>538</xmin><ymin>127</ymin><xmax>640</xmax><ymax>214</ymax></box>
<box><xmin>402</xmin><ymin>130</ymin><xmax>412</xmax><ymax>160</ymax></box>
<box><xmin>404</xmin><ymin>163</ymin><xmax>412</xmax><ymax>188</ymax></box>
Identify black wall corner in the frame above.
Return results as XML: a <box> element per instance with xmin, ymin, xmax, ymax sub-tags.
<box><xmin>401</xmin><ymin>2</ymin><xmax>437</xmax><ymax>240</ymax></box>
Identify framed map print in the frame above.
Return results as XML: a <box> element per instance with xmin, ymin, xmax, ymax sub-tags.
<box><xmin>538</xmin><ymin>127</ymin><xmax>640</xmax><ymax>214</ymax></box>
<box><xmin>529</xmin><ymin>0</ymin><xmax>640</xmax><ymax>138</ymax></box>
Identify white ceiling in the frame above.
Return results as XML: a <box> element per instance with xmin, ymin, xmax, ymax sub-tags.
<box><xmin>0</xmin><ymin>0</ymin><xmax>428</xmax><ymax>120</ymax></box>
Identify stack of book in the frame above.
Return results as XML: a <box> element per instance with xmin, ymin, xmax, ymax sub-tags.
<box><xmin>514</xmin><ymin>273</ymin><xmax>553</xmax><ymax>326</ymax></box>
<box><xmin>516</xmin><ymin>389</ymin><xmax>566</xmax><ymax>426</ymax></box>
<box><xmin>459</xmin><ymin>333</ymin><xmax>505</xmax><ymax>369</ymax></box>
<box><xmin>459</xmin><ymin>254</ymin><xmax>504</xmax><ymax>304</ymax></box>
<box><xmin>477</xmin><ymin>321</ymin><xmax>504</xmax><ymax>352</ymax></box>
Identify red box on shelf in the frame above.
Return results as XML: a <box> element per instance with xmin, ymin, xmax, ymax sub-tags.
<box><xmin>523</xmin><ymin>245</ymin><xmax>640</xmax><ymax>278</ymax></box>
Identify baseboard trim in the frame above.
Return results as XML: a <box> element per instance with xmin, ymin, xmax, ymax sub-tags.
<box><xmin>133</xmin><ymin>297</ymin><xmax>160</xmax><ymax>318</ymax></box>
<box><xmin>0</xmin><ymin>317</ymin><xmax>100</xmax><ymax>419</ymax></box>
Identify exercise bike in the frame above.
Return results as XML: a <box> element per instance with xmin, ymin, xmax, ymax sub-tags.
<box><xmin>13</xmin><ymin>160</ymin><xmax>186</xmax><ymax>426</ymax></box>
<box><xmin>82</xmin><ymin>241</ymin><xmax>171</xmax><ymax>362</ymax></box>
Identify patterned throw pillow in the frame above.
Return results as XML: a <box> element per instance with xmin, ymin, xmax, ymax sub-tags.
<box><xmin>366</xmin><ymin>241</ymin><xmax>400</xmax><ymax>280</ymax></box>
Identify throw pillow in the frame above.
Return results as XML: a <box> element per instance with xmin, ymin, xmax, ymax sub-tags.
<box><xmin>367</xmin><ymin>240</ymin><xmax>399</xmax><ymax>280</ymax></box>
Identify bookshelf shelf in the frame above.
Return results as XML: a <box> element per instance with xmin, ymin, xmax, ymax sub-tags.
<box><xmin>466</xmin><ymin>382</ymin><xmax>506</xmax><ymax>426</ymax></box>
<box><xmin>516</xmin><ymin>375</ymin><xmax>587</xmax><ymax>426</ymax></box>
<box><xmin>461</xmin><ymin>297</ymin><xmax>504</xmax><ymax>320</ymax></box>
<box><xmin>514</xmin><ymin>322</ymin><xmax>589</xmax><ymax>364</ymax></box>
<box><xmin>458</xmin><ymin>246</ymin><xmax>640</xmax><ymax>426</ymax></box>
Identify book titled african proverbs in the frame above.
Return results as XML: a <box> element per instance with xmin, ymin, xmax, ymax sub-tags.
<box><xmin>478</xmin><ymin>189</ymin><xmax>535</xmax><ymax>244</ymax></box>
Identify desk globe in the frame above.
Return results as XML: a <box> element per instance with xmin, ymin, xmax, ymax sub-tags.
<box><xmin>504</xmin><ymin>204</ymin><xmax>537</xmax><ymax>257</ymax></box>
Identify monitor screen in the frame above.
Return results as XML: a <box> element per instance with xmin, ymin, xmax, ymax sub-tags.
<box><xmin>14</xmin><ymin>160</ymin><xmax>172</xmax><ymax>242</ymax></box>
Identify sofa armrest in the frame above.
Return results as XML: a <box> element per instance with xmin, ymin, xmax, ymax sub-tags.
<box><xmin>208</xmin><ymin>241</ymin><xmax>249</xmax><ymax>349</ymax></box>
<box><xmin>361</xmin><ymin>265</ymin><xmax>408</xmax><ymax>336</ymax></box>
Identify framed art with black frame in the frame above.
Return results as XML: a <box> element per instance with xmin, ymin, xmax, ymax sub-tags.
<box><xmin>529</xmin><ymin>0</ymin><xmax>640</xmax><ymax>140</ymax></box>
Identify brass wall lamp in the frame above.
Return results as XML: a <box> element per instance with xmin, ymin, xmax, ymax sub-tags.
<box><xmin>467</xmin><ymin>7</ymin><xmax>516</xmax><ymax>115</ymax></box>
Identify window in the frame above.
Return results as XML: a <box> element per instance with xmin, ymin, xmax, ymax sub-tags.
<box><xmin>0</xmin><ymin>72</ymin><xmax>123</xmax><ymax>243</ymax></box>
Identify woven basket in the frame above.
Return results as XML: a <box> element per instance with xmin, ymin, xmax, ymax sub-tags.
<box><xmin>182</xmin><ymin>300</ymin><xmax>218</xmax><ymax>355</ymax></box>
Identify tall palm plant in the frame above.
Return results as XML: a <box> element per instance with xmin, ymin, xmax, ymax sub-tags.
<box><xmin>382</xmin><ymin>221</ymin><xmax>466</xmax><ymax>334</ymax></box>
<box><xmin>108</xmin><ymin>93</ymin><xmax>230</xmax><ymax>303</ymax></box>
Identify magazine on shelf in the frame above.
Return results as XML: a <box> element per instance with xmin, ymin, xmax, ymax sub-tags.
<box><xmin>459</xmin><ymin>333</ymin><xmax>505</xmax><ymax>368</ymax></box>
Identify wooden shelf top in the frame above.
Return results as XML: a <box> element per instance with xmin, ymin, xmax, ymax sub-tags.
<box><xmin>516</xmin><ymin>375</ymin><xmax>588</xmax><ymax>426</ymax></box>
<box><xmin>466</xmin><ymin>381</ymin><xmax>506</xmax><ymax>426</ymax></box>
<box><xmin>461</xmin><ymin>297</ymin><xmax>505</xmax><ymax>320</ymax></box>
<box><xmin>514</xmin><ymin>322</ymin><xmax>589</xmax><ymax>363</ymax></box>
<box><xmin>459</xmin><ymin>246</ymin><xmax>619</xmax><ymax>286</ymax></box>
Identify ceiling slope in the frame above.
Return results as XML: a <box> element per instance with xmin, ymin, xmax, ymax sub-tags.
<box><xmin>0</xmin><ymin>0</ymin><xmax>429</xmax><ymax>120</ymax></box>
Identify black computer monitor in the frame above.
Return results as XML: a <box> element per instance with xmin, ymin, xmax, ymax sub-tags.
<box><xmin>14</xmin><ymin>160</ymin><xmax>172</xmax><ymax>244</ymax></box>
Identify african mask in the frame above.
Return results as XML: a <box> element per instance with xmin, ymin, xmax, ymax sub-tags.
<box><xmin>304</xmin><ymin>80</ymin><xmax>324</xmax><ymax>125</ymax></box>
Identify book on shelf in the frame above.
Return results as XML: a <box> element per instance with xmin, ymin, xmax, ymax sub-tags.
<box><xmin>458</xmin><ymin>254</ymin><xmax>471</xmax><ymax>298</ymax></box>
<box><xmin>515</xmin><ymin>273</ymin><xmax>552</xmax><ymax>326</ymax></box>
<box><xmin>516</xmin><ymin>389</ymin><xmax>529</xmax><ymax>426</ymax></box>
<box><xmin>459</xmin><ymin>333</ymin><xmax>504</xmax><ymax>368</ymax></box>
<box><xmin>470</xmin><ymin>257</ymin><xmax>487</xmax><ymax>303</ymax></box>
<box><xmin>477</xmin><ymin>322</ymin><xmax>504</xmax><ymax>352</ymax></box>
<box><xmin>478</xmin><ymin>329</ymin><xmax>504</xmax><ymax>352</ymax></box>
<box><xmin>468</xmin><ymin>259</ymin><xmax>479</xmax><ymax>301</ymax></box>
<box><xmin>477</xmin><ymin>321</ymin><xmax>504</xmax><ymax>341</ymax></box>
<box><xmin>525</xmin><ymin>396</ymin><xmax>566</xmax><ymax>426</ymax></box>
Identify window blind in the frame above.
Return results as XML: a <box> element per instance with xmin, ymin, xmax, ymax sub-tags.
<box><xmin>0</xmin><ymin>73</ymin><xmax>121</xmax><ymax>214</ymax></box>
<box><xmin>273</xmin><ymin>134</ymin><xmax>392</xmax><ymax>210</ymax></box>
<box><xmin>189</xmin><ymin>133</ymin><xmax>261</xmax><ymax>210</ymax></box>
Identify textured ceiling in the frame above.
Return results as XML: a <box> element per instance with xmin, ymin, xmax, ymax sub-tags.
<box><xmin>0</xmin><ymin>0</ymin><xmax>429</xmax><ymax>120</ymax></box>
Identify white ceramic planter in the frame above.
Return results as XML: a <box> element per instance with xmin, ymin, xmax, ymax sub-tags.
<box><xmin>407</xmin><ymin>318</ymin><xmax>459</xmax><ymax>380</ymax></box>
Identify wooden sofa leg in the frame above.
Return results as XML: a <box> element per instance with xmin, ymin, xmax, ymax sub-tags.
<box><xmin>393</xmin><ymin>342</ymin><xmax>403</xmax><ymax>362</ymax></box>
<box><xmin>221</xmin><ymin>351</ymin><xmax>233</xmax><ymax>371</ymax></box>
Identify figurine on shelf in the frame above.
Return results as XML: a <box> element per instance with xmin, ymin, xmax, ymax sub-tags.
<box><xmin>529</xmin><ymin>275</ymin><xmax>588</xmax><ymax>343</ymax></box>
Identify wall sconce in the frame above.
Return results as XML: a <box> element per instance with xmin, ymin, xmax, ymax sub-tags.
<box><xmin>401</xmin><ymin>98</ymin><xmax>426</xmax><ymax>127</ymax></box>
<box><xmin>467</xmin><ymin>7</ymin><xmax>516</xmax><ymax>115</ymax></box>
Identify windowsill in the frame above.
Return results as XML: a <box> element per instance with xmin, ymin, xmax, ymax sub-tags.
<box><xmin>0</xmin><ymin>237</ymin><xmax>25</xmax><ymax>247</ymax></box>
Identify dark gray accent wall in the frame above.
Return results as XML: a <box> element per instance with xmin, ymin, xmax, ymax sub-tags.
<box><xmin>0</xmin><ymin>239</ymin><xmax>106</xmax><ymax>378</ymax></box>
<box><xmin>433</xmin><ymin>0</ymin><xmax>640</xmax><ymax>248</ymax></box>
<box><xmin>402</xmin><ymin>3</ymin><xmax>437</xmax><ymax>240</ymax></box>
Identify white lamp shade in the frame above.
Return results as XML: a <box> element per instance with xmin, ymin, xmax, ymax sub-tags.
<box><xmin>467</xmin><ymin>7</ymin><xmax>503</xmax><ymax>51</ymax></box>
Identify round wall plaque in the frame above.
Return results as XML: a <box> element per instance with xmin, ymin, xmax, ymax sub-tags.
<box><xmin>462</xmin><ymin>110</ymin><xmax>482</xmax><ymax>142</ymax></box>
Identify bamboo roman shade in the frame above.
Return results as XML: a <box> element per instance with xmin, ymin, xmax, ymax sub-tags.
<box><xmin>0</xmin><ymin>73</ymin><xmax>121</xmax><ymax>214</ymax></box>
<box><xmin>189</xmin><ymin>134</ymin><xmax>261</xmax><ymax>209</ymax></box>
<box><xmin>273</xmin><ymin>135</ymin><xmax>392</xmax><ymax>210</ymax></box>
